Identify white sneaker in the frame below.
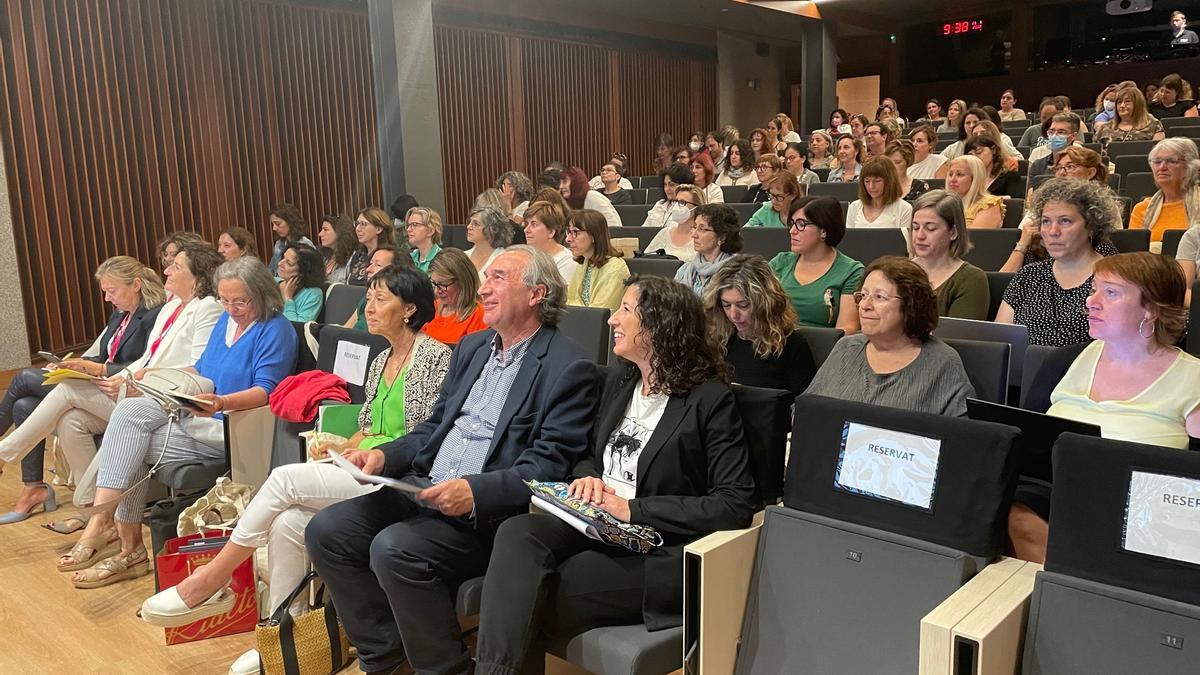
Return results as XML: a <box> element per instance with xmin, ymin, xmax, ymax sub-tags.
<box><xmin>228</xmin><ymin>649</ymin><xmax>260</xmax><ymax>675</ymax></box>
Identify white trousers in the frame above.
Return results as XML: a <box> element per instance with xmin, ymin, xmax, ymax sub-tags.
<box><xmin>230</xmin><ymin>462</ymin><xmax>377</xmax><ymax>615</ymax></box>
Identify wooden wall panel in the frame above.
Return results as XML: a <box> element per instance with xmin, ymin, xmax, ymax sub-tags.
<box><xmin>0</xmin><ymin>0</ymin><xmax>382</xmax><ymax>355</ymax></box>
<box><xmin>433</xmin><ymin>24</ymin><xmax>717</xmax><ymax>224</ymax></box>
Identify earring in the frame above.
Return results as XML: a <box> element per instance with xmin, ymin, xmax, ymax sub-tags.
<box><xmin>1137</xmin><ymin>317</ymin><xmax>1153</xmax><ymax>339</ymax></box>
<box><xmin>404</xmin><ymin>317</ymin><xmax>410</xmax><ymax>324</ymax></box>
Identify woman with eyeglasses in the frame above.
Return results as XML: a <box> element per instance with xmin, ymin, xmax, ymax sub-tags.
<box><xmin>596</xmin><ymin>162</ymin><xmax>632</xmax><ymax>205</ymax></box>
<box><xmin>1093</xmin><ymin>85</ymin><xmax>1165</xmax><ymax>143</ymax></box>
<box><xmin>0</xmin><ymin>244</ymin><xmax>223</xmax><ymax>530</ymax></box>
<box><xmin>716</xmin><ymin>139</ymin><xmax>758</xmax><ymax>187</ymax></box>
<box><xmin>909</xmin><ymin>191</ymin><xmax>990</xmax><ymax>320</ymax></box>
<box><xmin>405</xmin><ymin>207</ymin><xmax>443</xmax><ymax>273</ymax></box>
<box><xmin>566</xmin><ymin>209</ymin><xmax>631</xmax><ymax>311</ymax></box>
<box><xmin>641</xmin><ymin>163</ymin><xmax>697</xmax><ymax>228</ymax></box>
<box><xmin>465</xmin><ymin>205</ymin><xmax>514</xmax><ymax>280</ymax></box>
<box><xmin>746</xmin><ymin>173</ymin><xmax>803</xmax><ymax>228</ymax></box>
<box><xmin>424</xmin><ymin>248</ymin><xmax>487</xmax><ymax>346</ymax></box>
<box><xmin>782</xmin><ymin>142</ymin><xmax>821</xmax><ymax>188</ymax></box>
<box><xmin>140</xmin><ymin>266</ymin><xmax>450</xmax><ymax>675</ymax></box>
<box><xmin>346</xmin><ymin>207</ymin><xmax>398</xmax><ymax>286</ymax></box>
<box><xmin>277</xmin><ymin>243</ymin><xmax>326</xmax><ymax>322</ymax></box>
<box><xmin>769</xmin><ymin>196</ymin><xmax>864</xmax><ymax>332</ymax></box>
<box><xmin>60</xmin><ymin>256</ymin><xmax>298</xmax><ymax>589</ymax></box>
<box><xmin>743</xmin><ymin>154</ymin><xmax>782</xmax><ymax>205</ymax></box>
<box><xmin>675</xmin><ymin>204</ymin><xmax>744</xmax><ymax>296</ymax></box>
<box><xmin>828</xmin><ymin>136</ymin><xmax>865</xmax><ymax>183</ymax></box>
<box><xmin>1128</xmin><ymin>137</ymin><xmax>1200</xmax><ymax>243</ymax></box>
<box><xmin>645</xmin><ymin>184</ymin><xmax>705</xmax><ymax>261</ymax></box>
<box><xmin>805</xmin><ymin>256</ymin><xmax>975</xmax><ymax>416</ymax></box>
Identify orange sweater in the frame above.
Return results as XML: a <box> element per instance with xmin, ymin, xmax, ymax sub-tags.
<box><xmin>422</xmin><ymin>302</ymin><xmax>487</xmax><ymax>346</ymax></box>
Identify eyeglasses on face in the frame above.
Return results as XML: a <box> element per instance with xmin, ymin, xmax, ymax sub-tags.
<box><xmin>1149</xmin><ymin>157</ymin><xmax>1183</xmax><ymax>168</ymax></box>
<box><xmin>431</xmin><ymin>280</ymin><xmax>455</xmax><ymax>291</ymax></box>
<box><xmin>219</xmin><ymin>298</ymin><xmax>252</xmax><ymax>311</ymax></box>
<box><xmin>788</xmin><ymin>218</ymin><xmax>815</xmax><ymax>231</ymax></box>
<box><xmin>565</xmin><ymin>227</ymin><xmax>585</xmax><ymax>238</ymax></box>
<box><xmin>769</xmin><ymin>193</ymin><xmax>788</xmax><ymax>202</ymax></box>
<box><xmin>853</xmin><ymin>290</ymin><xmax>900</xmax><ymax>305</ymax></box>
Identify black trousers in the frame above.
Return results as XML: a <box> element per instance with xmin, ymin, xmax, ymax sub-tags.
<box><xmin>305</xmin><ymin>487</ymin><xmax>493</xmax><ymax>675</ymax></box>
<box><xmin>474</xmin><ymin>513</ymin><xmax>647</xmax><ymax>675</ymax></box>
<box><xmin>0</xmin><ymin>367</ymin><xmax>54</xmax><ymax>484</ymax></box>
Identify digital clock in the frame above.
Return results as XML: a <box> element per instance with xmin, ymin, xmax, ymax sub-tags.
<box><xmin>941</xmin><ymin>19</ymin><xmax>985</xmax><ymax>36</ymax></box>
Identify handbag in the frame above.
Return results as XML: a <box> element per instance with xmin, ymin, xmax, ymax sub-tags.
<box><xmin>256</xmin><ymin>571</ymin><xmax>354</xmax><ymax>675</ymax></box>
<box><xmin>177</xmin><ymin>477</ymin><xmax>255</xmax><ymax>535</ymax></box>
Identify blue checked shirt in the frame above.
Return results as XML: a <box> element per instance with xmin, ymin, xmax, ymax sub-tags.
<box><xmin>428</xmin><ymin>330</ymin><xmax>539</xmax><ymax>483</ymax></box>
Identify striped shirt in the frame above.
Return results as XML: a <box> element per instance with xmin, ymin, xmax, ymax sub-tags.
<box><xmin>428</xmin><ymin>329</ymin><xmax>539</xmax><ymax>483</ymax></box>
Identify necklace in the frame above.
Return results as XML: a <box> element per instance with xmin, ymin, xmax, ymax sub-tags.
<box><xmin>387</xmin><ymin>333</ymin><xmax>416</xmax><ymax>382</ymax></box>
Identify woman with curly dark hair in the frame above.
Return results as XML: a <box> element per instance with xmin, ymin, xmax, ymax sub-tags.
<box><xmin>267</xmin><ymin>203</ymin><xmax>313</xmax><ymax>276</ymax></box>
<box><xmin>474</xmin><ymin>275</ymin><xmax>755</xmax><ymax>674</ymax></box>
<box><xmin>278</xmin><ymin>243</ymin><xmax>326</xmax><ymax>322</ymax></box>
<box><xmin>805</xmin><ymin>256</ymin><xmax>975</xmax><ymax>416</ymax></box>
<box><xmin>705</xmin><ymin>254</ymin><xmax>815</xmax><ymax>395</ymax></box>
<box><xmin>675</xmin><ymin>203</ymin><xmax>743</xmax><ymax>296</ymax></box>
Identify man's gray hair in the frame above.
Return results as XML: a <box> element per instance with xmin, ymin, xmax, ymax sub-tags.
<box><xmin>213</xmin><ymin>255</ymin><xmax>284</xmax><ymax>321</ymax></box>
<box><xmin>506</xmin><ymin>244</ymin><xmax>565</xmax><ymax>327</ymax></box>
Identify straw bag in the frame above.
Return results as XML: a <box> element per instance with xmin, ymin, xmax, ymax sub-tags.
<box><xmin>256</xmin><ymin>571</ymin><xmax>354</xmax><ymax>675</ymax></box>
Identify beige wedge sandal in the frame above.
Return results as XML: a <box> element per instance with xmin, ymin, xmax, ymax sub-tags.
<box><xmin>71</xmin><ymin>548</ymin><xmax>149</xmax><ymax>589</ymax></box>
<box><xmin>56</xmin><ymin>529</ymin><xmax>121</xmax><ymax>572</ymax></box>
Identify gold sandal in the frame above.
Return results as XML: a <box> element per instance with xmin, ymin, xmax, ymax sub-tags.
<box><xmin>56</xmin><ymin>529</ymin><xmax>121</xmax><ymax>572</ymax></box>
<box><xmin>72</xmin><ymin>548</ymin><xmax>149</xmax><ymax>589</ymax></box>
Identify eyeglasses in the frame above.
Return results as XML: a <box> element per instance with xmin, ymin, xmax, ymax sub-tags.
<box><xmin>1053</xmin><ymin>163</ymin><xmax>1080</xmax><ymax>174</ymax></box>
<box><xmin>565</xmin><ymin>227</ymin><xmax>585</xmax><ymax>238</ymax></box>
<box><xmin>466</xmin><ymin>220</ymin><xmax>483</xmax><ymax>229</ymax></box>
<box><xmin>853</xmin><ymin>290</ymin><xmax>901</xmax><ymax>305</ymax></box>
<box><xmin>755</xmin><ymin>165</ymin><xmax>773</xmax><ymax>171</ymax></box>
<box><xmin>219</xmin><ymin>298</ymin><xmax>252</xmax><ymax>311</ymax></box>
<box><xmin>431</xmin><ymin>280</ymin><xmax>455</xmax><ymax>291</ymax></box>
<box><xmin>769</xmin><ymin>193</ymin><xmax>788</xmax><ymax>202</ymax></box>
<box><xmin>405</xmin><ymin>222</ymin><xmax>426</xmax><ymax>230</ymax></box>
<box><xmin>1149</xmin><ymin>158</ymin><xmax>1183</xmax><ymax>168</ymax></box>
<box><xmin>788</xmin><ymin>218</ymin><xmax>815</xmax><ymax>231</ymax></box>
<box><xmin>668</xmin><ymin>199</ymin><xmax>695</xmax><ymax>208</ymax></box>
<box><xmin>355</xmin><ymin>219</ymin><xmax>373</xmax><ymax>228</ymax></box>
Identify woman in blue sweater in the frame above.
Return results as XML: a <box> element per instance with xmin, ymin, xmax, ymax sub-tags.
<box><xmin>60</xmin><ymin>256</ymin><xmax>298</xmax><ymax>588</ymax></box>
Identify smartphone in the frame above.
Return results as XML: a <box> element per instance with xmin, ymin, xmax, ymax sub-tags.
<box><xmin>37</xmin><ymin>351</ymin><xmax>65</xmax><ymax>363</ymax></box>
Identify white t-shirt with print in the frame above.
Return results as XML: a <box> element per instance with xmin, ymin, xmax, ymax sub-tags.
<box><xmin>602</xmin><ymin>387</ymin><xmax>669</xmax><ymax>499</ymax></box>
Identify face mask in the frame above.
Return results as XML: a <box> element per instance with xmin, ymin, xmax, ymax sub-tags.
<box><xmin>1048</xmin><ymin>135</ymin><xmax>1070</xmax><ymax>152</ymax></box>
<box><xmin>664</xmin><ymin>203</ymin><xmax>692</xmax><ymax>226</ymax></box>
<box><xmin>689</xmin><ymin>142</ymin><xmax>703</xmax><ymax>152</ymax></box>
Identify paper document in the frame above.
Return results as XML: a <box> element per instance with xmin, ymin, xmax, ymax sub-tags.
<box><xmin>41</xmin><ymin>368</ymin><xmax>100</xmax><ymax>386</ymax></box>
<box><xmin>531</xmin><ymin>495</ymin><xmax>602</xmax><ymax>542</ymax></box>
<box><xmin>326</xmin><ymin>450</ymin><xmax>424</xmax><ymax>495</ymax></box>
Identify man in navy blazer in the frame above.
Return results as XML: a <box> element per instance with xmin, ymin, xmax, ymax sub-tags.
<box><xmin>307</xmin><ymin>246</ymin><xmax>600</xmax><ymax>675</ymax></box>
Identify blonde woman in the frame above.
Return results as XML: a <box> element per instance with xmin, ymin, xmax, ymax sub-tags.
<box><xmin>645</xmin><ymin>184</ymin><xmax>705</xmax><ymax>261</ymax></box>
<box><xmin>946</xmin><ymin>155</ymin><xmax>1005</xmax><ymax>228</ymax></box>
<box><xmin>424</xmin><ymin>248</ymin><xmax>487</xmax><ymax>346</ymax></box>
<box><xmin>405</xmin><ymin>206</ymin><xmax>443</xmax><ymax>273</ymax></box>
<box><xmin>938</xmin><ymin>99</ymin><xmax>967</xmax><ymax>134</ymax></box>
<box><xmin>704</xmin><ymin>254</ymin><xmax>814</xmax><ymax>395</ymax></box>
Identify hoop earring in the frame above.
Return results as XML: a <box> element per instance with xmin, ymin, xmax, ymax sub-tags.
<box><xmin>1137</xmin><ymin>317</ymin><xmax>1153</xmax><ymax>339</ymax></box>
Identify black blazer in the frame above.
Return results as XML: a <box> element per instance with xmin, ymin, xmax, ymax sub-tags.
<box><xmin>574</xmin><ymin>364</ymin><xmax>756</xmax><ymax>630</ymax></box>
<box><xmin>86</xmin><ymin>305</ymin><xmax>162</xmax><ymax>376</ymax></box>
<box><xmin>381</xmin><ymin>326</ymin><xmax>600</xmax><ymax>527</ymax></box>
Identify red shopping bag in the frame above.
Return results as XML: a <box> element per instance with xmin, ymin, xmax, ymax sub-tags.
<box><xmin>155</xmin><ymin>531</ymin><xmax>258</xmax><ymax>645</ymax></box>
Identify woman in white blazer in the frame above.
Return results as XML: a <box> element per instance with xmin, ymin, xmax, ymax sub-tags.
<box><xmin>0</xmin><ymin>242</ymin><xmax>226</xmax><ymax>522</ymax></box>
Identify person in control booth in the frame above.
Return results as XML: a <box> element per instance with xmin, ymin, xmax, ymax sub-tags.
<box><xmin>1169</xmin><ymin>10</ymin><xmax>1199</xmax><ymax>45</ymax></box>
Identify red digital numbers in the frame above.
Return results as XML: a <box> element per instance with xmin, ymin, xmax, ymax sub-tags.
<box><xmin>941</xmin><ymin>19</ymin><xmax>985</xmax><ymax>36</ymax></box>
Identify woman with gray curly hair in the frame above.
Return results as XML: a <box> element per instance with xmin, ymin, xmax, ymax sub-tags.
<box><xmin>995</xmin><ymin>177</ymin><xmax>1122</xmax><ymax>346</ymax></box>
<box><xmin>59</xmin><ymin>256</ymin><xmax>299</xmax><ymax>589</ymax></box>
<box><xmin>465</xmin><ymin>205</ymin><xmax>515</xmax><ymax>279</ymax></box>
<box><xmin>495</xmin><ymin>170</ymin><xmax>534</xmax><ymax>217</ymax></box>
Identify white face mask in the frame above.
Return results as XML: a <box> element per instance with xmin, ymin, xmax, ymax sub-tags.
<box><xmin>1103</xmin><ymin>99</ymin><xmax>1116</xmax><ymax>112</ymax></box>
<box><xmin>664</xmin><ymin>203</ymin><xmax>692</xmax><ymax>226</ymax></box>
<box><xmin>689</xmin><ymin>142</ymin><xmax>703</xmax><ymax>152</ymax></box>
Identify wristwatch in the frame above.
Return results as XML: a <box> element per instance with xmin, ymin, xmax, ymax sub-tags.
<box><xmin>1013</xmin><ymin>243</ymin><xmax>1027</xmax><ymax>254</ymax></box>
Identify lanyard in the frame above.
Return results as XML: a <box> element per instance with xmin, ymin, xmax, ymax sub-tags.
<box><xmin>148</xmin><ymin>301</ymin><xmax>187</xmax><ymax>359</ymax></box>
<box><xmin>106</xmin><ymin>313</ymin><xmax>133</xmax><ymax>363</ymax></box>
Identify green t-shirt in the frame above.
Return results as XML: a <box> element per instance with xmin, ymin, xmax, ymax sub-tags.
<box><xmin>768</xmin><ymin>250</ymin><xmax>865</xmax><ymax>327</ymax></box>
<box><xmin>935</xmin><ymin>262</ymin><xmax>990</xmax><ymax>320</ymax></box>
<box><xmin>359</xmin><ymin>368</ymin><xmax>407</xmax><ymax>449</ymax></box>
<box><xmin>353</xmin><ymin>296</ymin><xmax>368</xmax><ymax>331</ymax></box>
<box><xmin>745</xmin><ymin>203</ymin><xmax>786</xmax><ymax>228</ymax></box>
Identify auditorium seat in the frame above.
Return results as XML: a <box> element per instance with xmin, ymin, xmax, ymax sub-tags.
<box><xmin>1167</xmin><ymin>126</ymin><xmax>1200</xmax><ymax>139</ymax></box>
<box><xmin>739</xmin><ymin>227</ymin><xmax>789</xmax><ymax>258</ymax></box>
<box><xmin>1021</xmin><ymin>434</ymin><xmax>1200</xmax><ymax>674</ymax></box>
<box><xmin>1121</xmin><ymin>172</ymin><xmax>1156</xmax><ymax>202</ymax></box>
<box><xmin>722</xmin><ymin>185</ymin><xmax>749</xmax><ymax>203</ymax></box>
<box><xmin>646</xmin><ymin>187</ymin><xmax>664</xmax><ymax>203</ymax></box>
<box><xmin>1109</xmin><ymin>228</ymin><xmax>1150</xmax><ymax>253</ymax></box>
<box><xmin>809</xmin><ymin>182</ymin><xmax>860</xmax><ymax>202</ymax></box>
<box><xmin>1161</xmin><ymin>228</ymin><xmax>1187</xmax><ymax>257</ymax></box>
<box><xmin>728</xmin><ymin>202</ymin><xmax>760</xmax><ymax>226</ymax></box>
<box><xmin>1001</xmin><ymin>198</ymin><xmax>1024</xmax><ymax>229</ymax></box>
<box><xmin>962</xmin><ymin>229</ymin><xmax>1019</xmax><ymax>271</ymax></box>
<box><xmin>985</xmin><ymin>272</ymin><xmax>1013</xmax><ymax>321</ymax></box>
<box><xmin>557</xmin><ymin>306</ymin><xmax>611</xmax><ymax>365</ymax></box>
<box><xmin>1113</xmin><ymin>154</ymin><xmax>1149</xmax><ymax>177</ymax></box>
<box><xmin>1188</xmin><ymin>280</ymin><xmax>1200</xmax><ymax>358</ymax></box>
<box><xmin>734</xmin><ymin>395</ymin><xmax>1021</xmax><ymax>674</ymax></box>
<box><xmin>627</xmin><ymin>188</ymin><xmax>648</xmax><ymax>204</ymax></box>
<box><xmin>626</xmin><ymin>257</ymin><xmax>684</xmax><ymax>278</ymax></box>
<box><xmin>838</xmin><ymin>228</ymin><xmax>907</xmax><ymax>265</ymax></box>
<box><xmin>324</xmin><ymin>284</ymin><xmax>367</xmax><ymax>326</ymax></box>
<box><xmin>637</xmin><ymin>175</ymin><xmax>663</xmax><ymax>189</ymax></box>
<box><xmin>616</xmin><ymin>204</ymin><xmax>654</xmax><ymax>227</ymax></box>
<box><xmin>1161</xmin><ymin>116</ymin><xmax>1200</xmax><ymax>132</ymax></box>
<box><xmin>1105</xmin><ymin>140</ymin><xmax>1158</xmax><ymax>158</ymax></box>
<box><xmin>794</xmin><ymin>326</ymin><xmax>843</xmax><ymax>367</ymax></box>
<box><xmin>943</xmin><ymin>337</ymin><xmax>1011</xmax><ymax>404</ymax></box>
